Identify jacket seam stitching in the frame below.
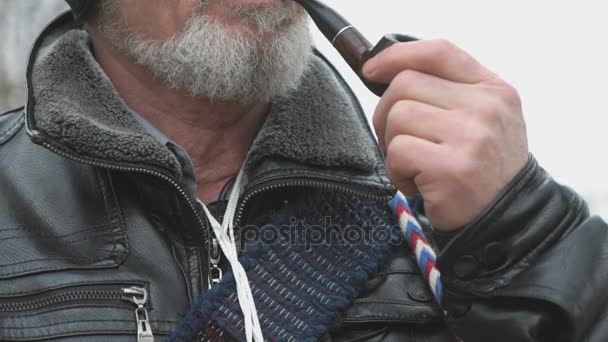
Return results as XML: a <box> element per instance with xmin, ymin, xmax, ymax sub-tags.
<box><xmin>352</xmin><ymin>299</ymin><xmax>434</xmax><ymax>307</ymax></box>
<box><xmin>100</xmin><ymin>169</ymin><xmax>130</xmax><ymax>263</ymax></box>
<box><xmin>0</xmin><ymin>170</ymin><xmax>130</xmax><ymax>277</ymax></box>
<box><xmin>342</xmin><ymin>315</ymin><xmax>440</xmax><ymax>322</ymax></box>
<box><xmin>95</xmin><ymin>169</ymin><xmax>122</xmax><ymax>262</ymax></box>
<box><xmin>0</xmin><ymin>257</ymin><xmax>119</xmax><ymax>276</ymax></box>
<box><xmin>0</xmin><ymin>115</ymin><xmax>24</xmax><ymax>143</ymax></box>
<box><xmin>0</xmin><ymin>224</ymin><xmax>114</xmax><ymax>243</ymax></box>
<box><xmin>0</xmin><ymin>107</ymin><xmax>24</xmax><ymax>118</ymax></box>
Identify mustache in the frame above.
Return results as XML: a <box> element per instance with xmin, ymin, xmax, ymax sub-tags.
<box><xmin>195</xmin><ymin>0</ymin><xmax>302</xmax><ymax>33</ymax></box>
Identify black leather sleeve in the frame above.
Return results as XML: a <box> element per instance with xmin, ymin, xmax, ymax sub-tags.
<box><xmin>433</xmin><ymin>156</ymin><xmax>608</xmax><ymax>342</ymax></box>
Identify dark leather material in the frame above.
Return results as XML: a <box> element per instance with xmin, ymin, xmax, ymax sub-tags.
<box><xmin>0</xmin><ymin>125</ymin><xmax>128</xmax><ymax>280</ymax></box>
<box><xmin>341</xmin><ymin>247</ymin><xmax>442</xmax><ymax>325</ymax></box>
<box><xmin>437</xmin><ymin>157</ymin><xmax>590</xmax><ymax>291</ymax></box>
<box><xmin>329</xmin><ymin>246</ymin><xmax>455</xmax><ymax>342</ymax></box>
<box><xmin>0</xmin><ymin>108</ymin><xmax>24</xmax><ymax>145</ymax></box>
<box><xmin>0</xmin><ymin>111</ymin><xmax>187</xmax><ymax>340</ymax></box>
<box><xmin>0</xmin><ymin>111</ymin><xmax>446</xmax><ymax>340</ymax></box>
<box><xmin>436</xmin><ymin>158</ymin><xmax>608</xmax><ymax>341</ymax></box>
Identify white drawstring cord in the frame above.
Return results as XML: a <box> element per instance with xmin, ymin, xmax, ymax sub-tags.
<box><xmin>199</xmin><ymin>166</ymin><xmax>264</xmax><ymax>342</ymax></box>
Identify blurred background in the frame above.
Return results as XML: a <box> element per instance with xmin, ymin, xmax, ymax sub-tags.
<box><xmin>1</xmin><ymin>0</ymin><xmax>606</xmax><ymax>216</ymax></box>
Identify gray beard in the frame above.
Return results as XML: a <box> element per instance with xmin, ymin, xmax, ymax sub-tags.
<box><xmin>98</xmin><ymin>1</ymin><xmax>312</xmax><ymax>102</ymax></box>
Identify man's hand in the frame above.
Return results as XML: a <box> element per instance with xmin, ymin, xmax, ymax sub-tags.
<box><xmin>364</xmin><ymin>40</ymin><xmax>529</xmax><ymax>231</ymax></box>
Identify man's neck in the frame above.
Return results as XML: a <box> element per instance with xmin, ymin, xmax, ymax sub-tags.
<box><xmin>91</xmin><ymin>35</ymin><xmax>269</xmax><ymax>203</ymax></box>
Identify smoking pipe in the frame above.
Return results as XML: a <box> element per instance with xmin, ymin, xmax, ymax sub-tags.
<box><xmin>293</xmin><ymin>0</ymin><xmax>417</xmax><ymax>97</ymax></box>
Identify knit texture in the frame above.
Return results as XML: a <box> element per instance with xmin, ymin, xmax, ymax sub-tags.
<box><xmin>169</xmin><ymin>189</ymin><xmax>401</xmax><ymax>341</ymax></box>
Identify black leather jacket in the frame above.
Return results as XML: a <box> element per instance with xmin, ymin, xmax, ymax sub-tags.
<box><xmin>1</xmin><ymin>13</ymin><xmax>607</xmax><ymax>342</ymax></box>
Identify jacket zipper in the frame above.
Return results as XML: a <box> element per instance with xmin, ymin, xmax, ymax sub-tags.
<box><xmin>122</xmin><ymin>286</ymin><xmax>154</xmax><ymax>342</ymax></box>
<box><xmin>234</xmin><ymin>178</ymin><xmax>394</xmax><ymax>227</ymax></box>
<box><xmin>31</xmin><ymin>139</ymin><xmax>214</xmax><ymax>295</ymax></box>
<box><xmin>205</xmin><ymin>178</ymin><xmax>393</xmax><ymax>286</ymax></box>
<box><xmin>34</xmin><ymin>139</ymin><xmax>227</xmax><ymax>296</ymax></box>
<box><xmin>0</xmin><ymin>284</ymin><xmax>153</xmax><ymax>341</ymax></box>
<box><xmin>35</xmin><ymin>141</ymin><xmax>208</xmax><ymax>242</ymax></box>
<box><xmin>207</xmin><ymin>231</ymin><xmax>223</xmax><ymax>289</ymax></box>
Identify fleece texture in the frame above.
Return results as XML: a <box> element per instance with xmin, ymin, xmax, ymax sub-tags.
<box><xmin>245</xmin><ymin>55</ymin><xmax>378</xmax><ymax>173</ymax></box>
<box><xmin>29</xmin><ymin>29</ymin><xmax>183</xmax><ymax>177</ymax></box>
<box><xmin>27</xmin><ymin>24</ymin><xmax>379</xmax><ymax>179</ymax></box>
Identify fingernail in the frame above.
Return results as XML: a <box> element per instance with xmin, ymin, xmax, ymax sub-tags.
<box><xmin>363</xmin><ymin>59</ymin><xmax>377</xmax><ymax>78</ymax></box>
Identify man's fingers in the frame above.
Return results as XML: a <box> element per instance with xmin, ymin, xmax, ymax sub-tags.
<box><xmin>373</xmin><ymin>70</ymin><xmax>488</xmax><ymax>146</ymax></box>
<box><xmin>382</xmin><ymin>100</ymin><xmax>453</xmax><ymax>150</ymax></box>
<box><xmin>378</xmin><ymin>69</ymin><xmax>481</xmax><ymax>111</ymax></box>
<box><xmin>385</xmin><ymin>134</ymin><xmax>443</xmax><ymax>195</ymax></box>
<box><xmin>363</xmin><ymin>39</ymin><xmax>495</xmax><ymax>84</ymax></box>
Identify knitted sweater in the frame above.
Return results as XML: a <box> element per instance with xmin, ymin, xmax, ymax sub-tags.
<box><xmin>169</xmin><ymin>188</ymin><xmax>402</xmax><ymax>341</ymax></box>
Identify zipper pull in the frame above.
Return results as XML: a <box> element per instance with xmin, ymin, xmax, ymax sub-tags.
<box><xmin>122</xmin><ymin>286</ymin><xmax>154</xmax><ymax>342</ymax></box>
<box><xmin>208</xmin><ymin>237</ymin><xmax>223</xmax><ymax>289</ymax></box>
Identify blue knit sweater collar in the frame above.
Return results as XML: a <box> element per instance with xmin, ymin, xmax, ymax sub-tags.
<box><xmin>170</xmin><ymin>190</ymin><xmax>399</xmax><ymax>341</ymax></box>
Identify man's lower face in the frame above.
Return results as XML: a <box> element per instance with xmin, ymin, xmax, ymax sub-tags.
<box><xmin>99</xmin><ymin>0</ymin><xmax>312</xmax><ymax>101</ymax></box>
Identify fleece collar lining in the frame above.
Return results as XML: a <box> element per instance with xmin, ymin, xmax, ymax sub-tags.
<box><xmin>27</xmin><ymin>16</ymin><xmax>384</xmax><ymax>183</ymax></box>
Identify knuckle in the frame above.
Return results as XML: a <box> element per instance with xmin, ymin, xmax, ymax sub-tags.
<box><xmin>423</xmin><ymin>39</ymin><xmax>471</xmax><ymax>72</ymax></box>
<box><xmin>386</xmin><ymin>136</ymin><xmax>410</xmax><ymax>174</ymax></box>
<box><xmin>389</xmin><ymin>100</ymin><xmax>417</xmax><ymax>120</ymax></box>
<box><xmin>385</xmin><ymin>107</ymin><xmax>401</xmax><ymax>132</ymax></box>
<box><xmin>471</xmin><ymin>125</ymin><xmax>495</xmax><ymax>147</ymax></box>
<box><xmin>479</xmin><ymin>99</ymin><xmax>505</xmax><ymax>125</ymax></box>
<box><xmin>469</xmin><ymin>98</ymin><xmax>505</xmax><ymax>128</ymax></box>
<box><xmin>386</xmin><ymin>136</ymin><xmax>403</xmax><ymax>162</ymax></box>
<box><xmin>467</xmin><ymin>126</ymin><xmax>499</xmax><ymax>162</ymax></box>
<box><xmin>394</xmin><ymin>69</ymin><xmax>419</xmax><ymax>87</ymax></box>
<box><xmin>451</xmin><ymin>156</ymin><xmax>478</xmax><ymax>184</ymax></box>
<box><xmin>484</xmin><ymin>110</ymin><xmax>504</xmax><ymax>132</ymax></box>
<box><xmin>498</xmin><ymin>83</ymin><xmax>522</xmax><ymax>108</ymax></box>
<box><xmin>386</xmin><ymin>101</ymin><xmax>427</xmax><ymax>142</ymax></box>
<box><xmin>484</xmin><ymin>80</ymin><xmax>522</xmax><ymax>108</ymax></box>
<box><xmin>430</xmin><ymin>39</ymin><xmax>458</xmax><ymax>57</ymax></box>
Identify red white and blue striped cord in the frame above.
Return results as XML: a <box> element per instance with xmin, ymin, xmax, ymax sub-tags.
<box><xmin>390</xmin><ymin>192</ymin><xmax>443</xmax><ymax>304</ymax></box>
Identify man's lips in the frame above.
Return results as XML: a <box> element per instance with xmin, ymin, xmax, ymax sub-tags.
<box><xmin>230</xmin><ymin>0</ymin><xmax>285</xmax><ymax>5</ymax></box>
<box><xmin>202</xmin><ymin>0</ymin><xmax>300</xmax><ymax>34</ymax></box>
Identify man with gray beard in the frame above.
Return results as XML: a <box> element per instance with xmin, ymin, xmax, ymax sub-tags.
<box><xmin>95</xmin><ymin>0</ymin><xmax>312</xmax><ymax>101</ymax></box>
<box><xmin>0</xmin><ymin>0</ymin><xmax>606</xmax><ymax>341</ymax></box>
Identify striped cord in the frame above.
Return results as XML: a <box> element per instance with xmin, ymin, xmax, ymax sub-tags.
<box><xmin>390</xmin><ymin>192</ymin><xmax>443</xmax><ymax>304</ymax></box>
